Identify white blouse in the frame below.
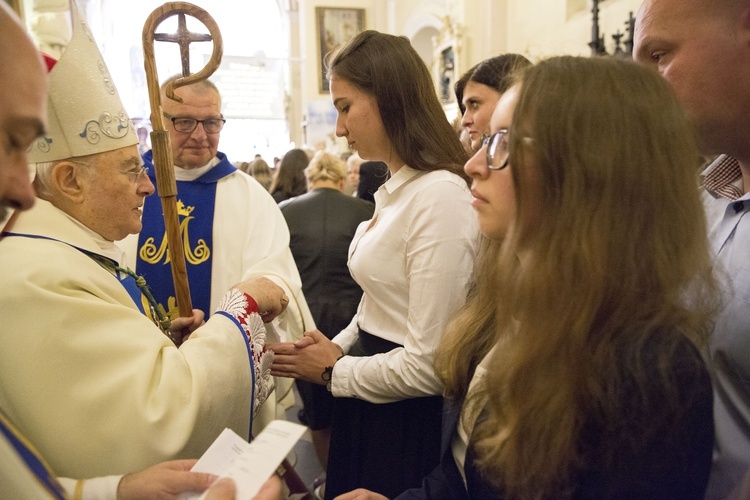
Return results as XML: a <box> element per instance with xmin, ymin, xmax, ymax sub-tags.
<box><xmin>331</xmin><ymin>165</ymin><xmax>478</xmax><ymax>403</ymax></box>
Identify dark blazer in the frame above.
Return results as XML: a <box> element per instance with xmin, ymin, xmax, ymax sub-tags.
<box><xmin>398</xmin><ymin>332</ymin><xmax>714</xmax><ymax>499</ymax></box>
<box><xmin>356</xmin><ymin>161</ymin><xmax>389</xmax><ymax>203</ymax></box>
<box><xmin>396</xmin><ymin>399</ymin><xmax>469</xmax><ymax>500</ymax></box>
<box><xmin>272</xmin><ymin>190</ymin><xmax>294</xmax><ymax>204</ymax></box>
<box><xmin>279</xmin><ymin>188</ymin><xmax>374</xmax><ymax>336</ymax></box>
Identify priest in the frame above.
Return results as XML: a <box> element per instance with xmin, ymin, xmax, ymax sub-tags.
<box><xmin>0</xmin><ymin>9</ymin><xmax>286</xmax><ymax>480</ymax></box>
<box><xmin>120</xmin><ymin>77</ymin><xmax>315</xmax><ymax>433</ymax></box>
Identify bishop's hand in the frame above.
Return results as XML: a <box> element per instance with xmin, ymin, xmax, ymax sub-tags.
<box><xmin>232</xmin><ymin>277</ymin><xmax>289</xmax><ymax>323</ymax></box>
<box><xmin>170</xmin><ymin>308</ymin><xmax>205</xmax><ymax>345</ymax></box>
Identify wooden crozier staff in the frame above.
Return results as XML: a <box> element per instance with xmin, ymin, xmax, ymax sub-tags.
<box><xmin>142</xmin><ymin>4</ymin><xmax>312</xmax><ymax>497</ymax></box>
<box><xmin>143</xmin><ymin>2</ymin><xmax>221</xmax><ymax>322</ymax></box>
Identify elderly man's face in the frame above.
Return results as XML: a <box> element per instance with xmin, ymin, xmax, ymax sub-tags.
<box><xmin>0</xmin><ymin>6</ymin><xmax>47</xmax><ymax>221</ymax></box>
<box><xmin>162</xmin><ymin>86</ymin><xmax>222</xmax><ymax>170</ymax></box>
<box><xmin>634</xmin><ymin>0</ymin><xmax>750</xmax><ymax>156</ymax></box>
<box><xmin>347</xmin><ymin>162</ymin><xmax>360</xmax><ymax>189</ymax></box>
<box><xmin>76</xmin><ymin>145</ymin><xmax>154</xmax><ymax>241</ymax></box>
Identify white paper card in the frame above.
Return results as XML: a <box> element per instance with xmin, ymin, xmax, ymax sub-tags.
<box><xmin>178</xmin><ymin>420</ymin><xmax>306</xmax><ymax>500</ymax></box>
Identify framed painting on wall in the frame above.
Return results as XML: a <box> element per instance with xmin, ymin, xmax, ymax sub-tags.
<box><xmin>432</xmin><ymin>15</ymin><xmax>462</xmax><ymax>121</ymax></box>
<box><xmin>316</xmin><ymin>6</ymin><xmax>365</xmax><ymax>94</ymax></box>
<box><xmin>437</xmin><ymin>45</ymin><xmax>455</xmax><ymax>103</ymax></box>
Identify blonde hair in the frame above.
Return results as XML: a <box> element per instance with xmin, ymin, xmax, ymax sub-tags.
<box><xmin>435</xmin><ymin>56</ymin><xmax>717</xmax><ymax>498</ymax></box>
<box><xmin>305</xmin><ymin>151</ymin><xmax>346</xmax><ymax>185</ymax></box>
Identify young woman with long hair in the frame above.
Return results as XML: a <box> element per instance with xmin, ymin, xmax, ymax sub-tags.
<box><xmin>451</xmin><ymin>55</ymin><xmax>716</xmax><ymax>499</ymax></box>
<box><xmin>341</xmin><ymin>55</ymin><xmax>718</xmax><ymax>500</ymax></box>
<box><xmin>269</xmin><ymin>31</ymin><xmax>478</xmax><ymax>498</ymax></box>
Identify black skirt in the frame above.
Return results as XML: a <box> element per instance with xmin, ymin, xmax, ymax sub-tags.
<box><xmin>324</xmin><ymin>329</ymin><xmax>443</xmax><ymax>499</ymax></box>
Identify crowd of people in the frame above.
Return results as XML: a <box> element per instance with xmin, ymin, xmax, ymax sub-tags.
<box><xmin>2</xmin><ymin>0</ymin><xmax>750</xmax><ymax>498</ymax></box>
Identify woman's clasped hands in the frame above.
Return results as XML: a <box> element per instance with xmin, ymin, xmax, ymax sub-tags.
<box><xmin>268</xmin><ymin>330</ymin><xmax>344</xmax><ymax>385</ymax></box>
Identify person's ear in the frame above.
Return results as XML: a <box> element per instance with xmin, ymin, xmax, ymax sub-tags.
<box><xmin>52</xmin><ymin>161</ymin><xmax>86</xmax><ymax>203</ymax></box>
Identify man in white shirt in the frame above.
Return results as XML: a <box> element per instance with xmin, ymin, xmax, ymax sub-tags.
<box><xmin>120</xmin><ymin>77</ymin><xmax>315</xmax><ymax>434</ymax></box>
<box><xmin>634</xmin><ymin>0</ymin><xmax>750</xmax><ymax>497</ymax></box>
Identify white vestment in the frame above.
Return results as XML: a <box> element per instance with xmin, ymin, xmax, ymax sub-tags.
<box><xmin>0</xmin><ymin>199</ymin><xmax>267</xmax><ymax>478</ymax></box>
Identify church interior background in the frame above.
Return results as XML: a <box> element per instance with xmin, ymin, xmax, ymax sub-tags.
<box><xmin>8</xmin><ymin>0</ymin><xmax>641</xmax><ymax>164</ymax></box>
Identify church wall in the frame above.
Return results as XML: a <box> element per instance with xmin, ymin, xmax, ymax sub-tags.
<box><xmin>297</xmin><ymin>0</ymin><xmax>389</xmax><ymax>149</ymax></box>
<box><xmin>394</xmin><ymin>0</ymin><xmax>510</xmax><ymax>70</ymax></box>
<box><xmin>504</xmin><ymin>0</ymin><xmax>642</xmax><ymax>60</ymax></box>
<box><xmin>293</xmin><ymin>0</ymin><xmax>645</xmax><ymax>150</ymax></box>
<box><xmin>399</xmin><ymin>0</ymin><xmax>642</xmax><ymax>67</ymax></box>
<box><xmin>19</xmin><ymin>0</ymin><xmax>648</xmax><ymax>152</ymax></box>
<box><xmin>362</xmin><ymin>0</ymin><xmax>641</xmax><ymax>73</ymax></box>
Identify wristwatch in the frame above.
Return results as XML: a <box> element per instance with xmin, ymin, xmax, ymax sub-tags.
<box><xmin>322</xmin><ymin>357</ymin><xmax>341</xmax><ymax>393</ymax></box>
<box><xmin>322</xmin><ymin>364</ymin><xmax>333</xmax><ymax>391</ymax></box>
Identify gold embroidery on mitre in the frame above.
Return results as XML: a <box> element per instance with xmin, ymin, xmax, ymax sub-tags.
<box><xmin>139</xmin><ymin>200</ymin><xmax>211</xmax><ymax>265</ymax></box>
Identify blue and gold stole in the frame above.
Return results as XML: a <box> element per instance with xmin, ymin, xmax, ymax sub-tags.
<box><xmin>0</xmin><ymin>407</ymin><xmax>66</xmax><ymax>499</ymax></box>
<box><xmin>136</xmin><ymin>151</ymin><xmax>236</xmax><ymax>320</ymax></box>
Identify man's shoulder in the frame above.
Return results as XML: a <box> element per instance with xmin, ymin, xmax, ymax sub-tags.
<box><xmin>278</xmin><ymin>192</ymin><xmax>310</xmax><ymax>212</ymax></box>
<box><xmin>280</xmin><ymin>190</ymin><xmax>374</xmax><ymax>227</ymax></box>
<box><xmin>341</xmin><ymin>192</ymin><xmax>375</xmax><ymax>216</ymax></box>
<box><xmin>350</xmin><ymin>195</ymin><xmax>375</xmax><ymax>210</ymax></box>
<box><xmin>281</xmin><ymin>189</ymin><xmax>372</xmax><ymax>210</ymax></box>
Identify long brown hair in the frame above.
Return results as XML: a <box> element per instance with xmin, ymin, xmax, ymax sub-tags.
<box><xmin>435</xmin><ymin>56</ymin><xmax>717</xmax><ymax>498</ymax></box>
<box><xmin>326</xmin><ymin>30</ymin><xmax>468</xmax><ymax>180</ymax></box>
<box><xmin>270</xmin><ymin>148</ymin><xmax>308</xmax><ymax>197</ymax></box>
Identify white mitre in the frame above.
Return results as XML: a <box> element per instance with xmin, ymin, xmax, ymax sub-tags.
<box><xmin>28</xmin><ymin>9</ymin><xmax>137</xmax><ymax>163</ymax></box>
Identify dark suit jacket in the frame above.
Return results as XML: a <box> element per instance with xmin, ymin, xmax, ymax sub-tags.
<box><xmin>396</xmin><ymin>399</ymin><xmax>469</xmax><ymax>500</ymax></box>
<box><xmin>279</xmin><ymin>188</ymin><xmax>374</xmax><ymax>336</ymax></box>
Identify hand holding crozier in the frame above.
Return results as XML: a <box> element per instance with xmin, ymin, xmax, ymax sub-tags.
<box><xmin>232</xmin><ymin>277</ymin><xmax>289</xmax><ymax>323</ymax></box>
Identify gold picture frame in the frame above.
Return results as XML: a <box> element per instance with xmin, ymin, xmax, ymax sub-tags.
<box><xmin>316</xmin><ymin>7</ymin><xmax>365</xmax><ymax>94</ymax></box>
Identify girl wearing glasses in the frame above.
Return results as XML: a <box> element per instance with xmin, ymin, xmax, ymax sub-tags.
<box><xmin>269</xmin><ymin>30</ymin><xmax>478</xmax><ymax>498</ymax></box>
<box><xmin>342</xmin><ymin>56</ymin><xmax>717</xmax><ymax>499</ymax></box>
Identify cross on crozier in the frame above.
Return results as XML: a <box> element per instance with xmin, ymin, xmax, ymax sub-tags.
<box><xmin>153</xmin><ymin>13</ymin><xmax>212</xmax><ymax>76</ymax></box>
